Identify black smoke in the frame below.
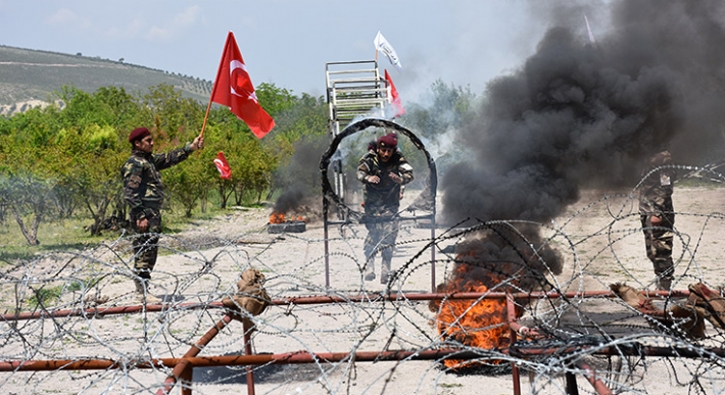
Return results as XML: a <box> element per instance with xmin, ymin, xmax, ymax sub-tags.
<box><xmin>272</xmin><ymin>134</ymin><xmax>328</xmax><ymax>216</ymax></box>
<box><xmin>442</xmin><ymin>0</ymin><xmax>725</xmax><ymax>225</ymax></box>
<box><xmin>454</xmin><ymin>223</ymin><xmax>563</xmax><ymax>292</ymax></box>
<box><xmin>437</xmin><ymin>0</ymin><xmax>725</xmax><ymax>290</ymax></box>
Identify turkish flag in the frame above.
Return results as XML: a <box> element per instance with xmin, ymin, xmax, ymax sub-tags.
<box><xmin>211</xmin><ymin>31</ymin><xmax>275</xmax><ymax>139</ymax></box>
<box><xmin>385</xmin><ymin>69</ymin><xmax>405</xmax><ymax>117</ymax></box>
<box><xmin>213</xmin><ymin>151</ymin><xmax>232</xmax><ymax>180</ymax></box>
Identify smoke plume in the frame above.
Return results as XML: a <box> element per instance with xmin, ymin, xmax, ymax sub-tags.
<box><xmin>272</xmin><ymin>135</ymin><xmax>328</xmax><ymax>216</ymax></box>
<box><xmin>442</xmin><ymin>0</ymin><xmax>725</xmax><ymax>225</ymax></box>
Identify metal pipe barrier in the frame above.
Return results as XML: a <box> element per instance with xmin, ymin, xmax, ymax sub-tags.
<box><xmin>158</xmin><ymin>314</ymin><xmax>234</xmax><ymax>395</ymax></box>
<box><xmin>0</xmin><ymin>288</ymin><xmax>702</xmax><ymax>394</ymax></box>
<box><xmin>1</xmin><ymin>289</ymin><xmax>690</xmax><ymax>323</ymax></box>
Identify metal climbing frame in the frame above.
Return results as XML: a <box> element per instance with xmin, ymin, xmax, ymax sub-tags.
<box><xmin>325</xmin><ymin>60</ymin><xmax>391</xmax><ymax>202</ymax></box>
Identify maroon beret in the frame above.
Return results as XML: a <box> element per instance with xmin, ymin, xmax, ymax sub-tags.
<box><xmin>648</xmin><ymin>150</ymin><xmax>672</xmax><ymax>167</ymax></box>
<box><xmin>377</xmin><ymin>132</ymin><xmax>397</xmax><ymax>149</ymax></box>
<box><xmin>129</xmin><ymin>127</ymin><xmax>151</xmax><ymax>143</ymax></box>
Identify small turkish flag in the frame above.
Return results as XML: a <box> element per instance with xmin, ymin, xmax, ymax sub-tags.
<box><xmin>385</xmin><ymin>69</ymin><xmax>405</xmax><ymax>117</ymax></box>
<box><xmin>213</xmin><ymin>151</ymin><xmax>232</xmax><ymax>180</ymax></box>
<box><xmin>210</xmin><ymin>31</ymin><xmax>275</xmax><ymax>139</ymax></box>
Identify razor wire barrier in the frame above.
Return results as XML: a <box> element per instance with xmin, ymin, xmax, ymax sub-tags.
<box><xmin>1</xmin><ymin>165</ymin><xmax>725</xmax><ymax>393</ymax></box>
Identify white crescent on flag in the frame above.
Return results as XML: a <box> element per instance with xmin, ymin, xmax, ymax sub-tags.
<box><xmin>229</xmin><ymin>59</ymin><xmax>259</xmax><ymax>103</ymax></box>
<box><xmin>210</xmin><ymin>31</ymin><xmax>275</xmax><ymax>138</ymax></box>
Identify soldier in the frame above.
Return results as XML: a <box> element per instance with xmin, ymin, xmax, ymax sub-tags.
<box><xmin>356</xmin><ymin>132</ymin><xmax>413</xmax><ymax>284</ymax></box>
<box><xmin>639</xmin><ymin>150</ymin><xmax>675</xmax><ymax>290</ymax></box>
<box><xmin>122</xmin><ymin>127</ymin><xmax>203</xmax><ymax>303</ymax></box>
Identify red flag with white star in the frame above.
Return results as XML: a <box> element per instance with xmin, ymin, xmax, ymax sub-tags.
<box><xmin>213</xmin><ymin>151</ymin><xmax>232</xmax><ymax>180</ymax></box>
<box><xmin>210</xmin><ymin>31</ymin><xmax>275</xmax><ymax>138</ymax></box>
<box><xmin>385</xmin><ymin>69</ymin><xmax>405</xmax><ymax>117</ymax></box>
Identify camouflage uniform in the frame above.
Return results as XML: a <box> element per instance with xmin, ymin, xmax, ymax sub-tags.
<box><xmin>356</xmin><ymin>149</ymin><xmax>413</xmax><ymax>282</ymax></box>
<box><xmin>121</xmin><ymin>145</ymin><xmax>193</xmax><ymax>281</ymax></box>
<box><xmin>638</xmin><ymin>150</ymin><xmax>675</xmax><ymax>290</ymax></box>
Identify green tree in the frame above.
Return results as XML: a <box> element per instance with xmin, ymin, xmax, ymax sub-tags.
<box><xmin>403</xmin><ymin>79</ymin><xmax>478</xmax><ymax>140</ymax></box>
<box><xmin>0</xmin><ymin>105</ymin><xmax>64</xmax><ymax>245</ymax></box>
<box><xmin>57</xmin><ymin>124</ymin><xmax>126</xmax><ymax>235</ymax></box>
<box><xmin>140</xmin><ymin>83</ymin><xmax>203</xmax><ymax>143</ymax></box>
<box><xmin>165</xmin><ymin>148</ymin><xmax>215</xmax><ymax>217</ymax></box>
<box><xmin>261</xmin><ymin>93</ymin><xmax>327</xmax><ymax>200</ymax></box>
<box><xmin>0</xmin><ymin>145</ymin><xmax>58</xmax><ymax>245</ymax></box>
<box><xmin>400</xmin><ymin>79</ymin><xmax>479</xmax><ymax>177</ymax></box>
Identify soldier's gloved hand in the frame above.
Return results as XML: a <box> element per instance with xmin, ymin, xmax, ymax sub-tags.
<box><xmin>388</xmin><ymin>172</ymin><xmax>402</xmax><ymax>184</ymax></box>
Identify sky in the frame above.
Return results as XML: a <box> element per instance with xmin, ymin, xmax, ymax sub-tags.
<box><xmin>0</xmin><ymin>1</ymin><xmax>556</xmax><ymax>100</ymax></box>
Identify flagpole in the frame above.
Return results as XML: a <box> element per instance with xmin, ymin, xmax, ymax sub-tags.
<box><xmin>199</xmin><ymin>98</ymin><xmax>213</xmax><ymax>140</ymax></box>
<box><xmin>201</xmin><ymin>31</ymin><xmax>233</xmax><ymax>140</ymax></box>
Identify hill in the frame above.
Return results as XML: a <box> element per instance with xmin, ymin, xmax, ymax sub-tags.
<box><xmin>0</xmin><ymin>45</ymin><xmax>213</xmax><ymax>115</ymax></box>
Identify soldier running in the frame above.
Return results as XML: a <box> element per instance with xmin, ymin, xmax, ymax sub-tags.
<box><xmin>356</xmin><ymin>132</ymin><xmax>413</xmax><ymax>284</ymax></box>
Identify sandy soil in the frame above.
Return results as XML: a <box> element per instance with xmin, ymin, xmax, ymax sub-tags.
<box><xmin>1</xmin><ymin>184</ymin><xmax>724</xmax><ymax>394</ymax></box>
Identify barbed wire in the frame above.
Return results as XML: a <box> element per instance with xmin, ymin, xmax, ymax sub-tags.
<box><xmin>2</xmin><ymin>169</ymin><xmax>725</xmax><ymax>394</ymax></box>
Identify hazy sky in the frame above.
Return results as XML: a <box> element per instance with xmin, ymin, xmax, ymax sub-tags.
<box><xmin>0</xmin><ymin>1</ymin><xmax>556</xmax><ymax>99</ymax></box>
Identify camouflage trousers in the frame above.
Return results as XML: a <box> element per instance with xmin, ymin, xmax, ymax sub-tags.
<box><xmin>132</xmin><ymin>208</ymin><xmax>163</xmax><ymax>280</ymax></box>
<box><xmin>640</xmin><ymin>214</ymin><xmax>675</xmax><ymax>288</ymax></box>
<box><xmin>363</xmin><ymin>216</ymin><xmax>399</xmax><ymax>275</ymax></box>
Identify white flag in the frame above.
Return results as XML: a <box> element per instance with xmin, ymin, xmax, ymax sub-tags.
<box><xmin>374</xmin><ymin>31</ymin><xmax>402</xmax><ymax>70</ymax></box>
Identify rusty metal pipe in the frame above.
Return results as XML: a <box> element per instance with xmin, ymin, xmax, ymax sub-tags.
<box><xmin>157</xmin><ymin>314</ymin><xmax>234</xmax><ymax>395</ymax></box>
<box><xmin>2</xmin><ymin>290</ymin><xmax>691</xmax><ymax>322</ymax></box>
<box><xmin>4</xmin><ymin>343</ymin><xmax>720</xmax><ymax>373</ymax></box>
<box><xmin>0</xmin><ymin>349</ymin><xmax>487</xmax><ymax>372</ymax></box>
<box><xmin>506</xmin><ymin>293</ymin><xmax>521</xmax><ymax>395</ymax></box>
<box><xmin>511</xmin><ymin>343</ymin><xmax>725</xmax><ymax>359</ymax></box>
<box><xmin>243</xmin><ymin>320</ymin><xmax>256</xmax><ymax>395</ymax></box>
<box><xmin>575</xmin><ymin>361</ymin><xmax>613</xmax><ymax>395</ymax></box>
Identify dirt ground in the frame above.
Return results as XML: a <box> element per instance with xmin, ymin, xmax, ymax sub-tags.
<box><xmin>1</xmin><ymin>184</ymin><xmax>724</xmax><ymax>394</ymax></box>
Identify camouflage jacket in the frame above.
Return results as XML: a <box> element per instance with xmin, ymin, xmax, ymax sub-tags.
<box><xmin>121</xmin><ymin>145</ymin><xmax>192</xmax><ymax>221</ymax></box>
<box><xmin>638</xmin><ymin>150</ymin><xmax>675</xmax><ymax>216</ymax></box>
<box><xmin>356</xmin><ymin>150</ymin><xmax>414</xmax><ymax>216</ymax></box>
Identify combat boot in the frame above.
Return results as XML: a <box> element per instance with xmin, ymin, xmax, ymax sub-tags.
<box><xmin>134</xmin><ymin>278</ymin><xmax>162</xmax><ymax>304</ymax></box>
<box><xmin>657</xmin><ymin>277</ymin><xmax>673</xmax><ymax>291</ymax></box>
<box><xmin>380</xmin><ymin>259</ymin><xmax>391</xmax><ymax>284</ymax></box>
<box><xmin>364</xmin><ymin>259</ymin><xmax>376</xmax><ymax>281</ymax></box>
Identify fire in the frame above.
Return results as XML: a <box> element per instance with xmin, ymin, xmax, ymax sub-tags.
<box><xmin>269</xmin><ymin>211</ymin><xmax>285</xmax><ymax>224</ymax></box>
<box><xmin>269</xmin><ymin>211</ymin><xmax>307</xmax><ymax>224</ymax></box>
<box><xmin>435</xmin><ymin>260</ymin><xmax>510</xmax><ymax>369</ymax></box>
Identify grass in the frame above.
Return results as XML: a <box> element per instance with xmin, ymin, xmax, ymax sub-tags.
<box><xmin>0</xmin><ymin>218</ymin><xmax>108</xmax><ymax>264</ymax></box>
<box><xmin>676</xmin><ymin>177</ymin><xmax>723</xmax><ymax>189</ymax></box>
<box><xmin>0</xmin><ymin>201</ymin><xmax>237</xmax><ymax>264</ymax></box>
<box><xmin>26</xmin><ymin>284</ymin><xmax>65</xmax><ymax>309</ymax></box>
<box><xmin>22</xmin><ymin>279</ymin><xmax>87</xmax><ymax>309</ymax></box>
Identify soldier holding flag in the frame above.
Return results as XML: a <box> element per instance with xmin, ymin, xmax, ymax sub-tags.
<box><xmin>122</xmin><ymin>127</ymin><xmax>203</xmax><ymax>303</ymax></box>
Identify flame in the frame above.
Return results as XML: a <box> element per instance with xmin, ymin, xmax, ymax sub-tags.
<box><xmin>435</xmin><ymin>259</ymin><xmax>510</xmax><ymax>369</ymax></box>
<box><xmin>269</xmin><ymin>212</ymin><xmax>285</xmax><ymax>224</ymax></box>
<box><xmin>269</xmin><ymin>212</ymin><xmax>307</xmax><ymax>224</ymax></box>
